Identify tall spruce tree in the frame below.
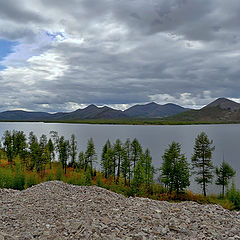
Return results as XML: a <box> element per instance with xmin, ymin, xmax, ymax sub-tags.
<box><xmin>161</xmin><ymin>142</ymin><xmax>190</xmax><ymax>193</ymax></box>
<box><xmin>192</xmin><ymin>132</ymin><xmax>215</xmax><ymax>196</ymax></box>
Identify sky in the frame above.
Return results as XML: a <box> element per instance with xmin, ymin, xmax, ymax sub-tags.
<box><xmin>0</xmin><ymin>0</ymin><xmax>240</xmax><ymax>112</ymax></box>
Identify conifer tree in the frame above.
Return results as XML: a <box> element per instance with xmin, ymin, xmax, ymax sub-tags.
<box><xmin>101</xmin><ymin>139</ymin><xmax>111</xmax><ymax>178</ymax></box>
<box><xmin>161</xmin><ymin>142</ymin><xmax>190</xmax><ymax>193</ymax></box>
<box><xmin>28</xmin><ymin>132</ymin><xmax>41</xmax><ymax>171</ymax></box>
<box><xmin>85</xmin><ymin>138</ymin><xmax>96</xmax><ymax>176</ymax></box>
<box><xmin>69</xmin><ymin>134</ymin><xmax>77</xmax><ymax>168</ymax></box>
<box><xmin>3</xmin><ymin>130</ymin><xmax>14</xmax><ymax>163</ymax></box>
<box><xmin>47</xmin><ymin>138</ymin><xmax>55</xmax><ymax>169</ymax></box>
<box><xmin>105</xmin><ymin>147</ymin><xmax>115</xmax><ymax>178</ymax></box>
<box><xmin>121</xmin><ymin>138</ymin><xmax>131</xmax><ymax>185</ymax></box>
<box><xmin>58</xmin><ymin>136</ymin><xmax>70</xmax><ymax>174</ymax></box>
<box><xmin>143</xmin><ymin>148</ymin><xmax>154</xmax><ymax>188</ymax></box>
<box><xmin>131</xmin><ymin>159</ymin><xmax>146</xmax><ymax>195</ymax></box>
<box><xmin>113</xmin><ymin>139</ymin><xmax>123</xmax><ymax>183</ymax></box>
<box><xmin>131</xmin><ymin>138</ymin><xmax>143</xmax><ymax>171</ymax></box>
<box><xmin>78</xmin><ymin>151</ymin><xmax>85</xmax><ymax>169</ymax></box>
<box><xmin>216</xmin><ymin>161</ymin><xmax>236</xmax><ymax>197</ymax></box>
<box><xmin>192</xmin><ymin>132</ymin><xmax>215</xmax><ymax>196</ymax></box>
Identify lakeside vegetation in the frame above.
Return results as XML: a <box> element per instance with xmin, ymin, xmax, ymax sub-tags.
<box><xmin>46</xmin><ymin>119</ymin><xmax>240</xmax><ymax>125</ymax></box>
<box><xmin>2</xmin><ymin>119</ymin><xmax>240</xmax><ymax>125</ymax></box>
<box><xmin>0</xmin><ymin>130</ymin><xmax>240</xmax><ymax>210</ymax></box>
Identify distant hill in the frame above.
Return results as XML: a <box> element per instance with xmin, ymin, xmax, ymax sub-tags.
<box><xmin>167</xmin><ymin>98</ymin><xmax>240</xmax><ymax>122</ymax></box>
<box><xmin>51</xmin><ymin>105</ymin><xmax>128</xmax><ymax>120</ymax></box>
<box><xmin>0</xmin><ymin>101</ymin><xmax>190</xmax><ymax>121</ymax></box>
<box><xmin>203</xmin><ymin>98</ymin><xmax>240</xmax><ymax>111</ymax></box>
<box><xmin>3</xmin><ymin>98</ymin><xmax>240</xmax><ymax>122</ymax></box>
<box><xmin>0</xmin><ymin>110</ymin><xmax>51</xmax><ymax>121</ymax></box>
<box><xmin>124</xmin><ymin>102</ymin><xmax>188</xmax><ymax>118</ymax></box>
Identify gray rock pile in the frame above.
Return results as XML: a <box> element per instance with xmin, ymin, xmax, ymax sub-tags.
<box><xmin>0</xmin><ymin>181</ymin><xmax>240</xmax><ymax>239</ymax></box>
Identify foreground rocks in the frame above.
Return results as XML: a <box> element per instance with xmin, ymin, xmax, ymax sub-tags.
<box><xmin>0</xmin><ymin>181</ymin><xmax>239</xmax><ymax>240</ymax></box>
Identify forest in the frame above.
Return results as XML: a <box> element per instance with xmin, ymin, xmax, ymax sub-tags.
<box><xmin>0</xmin><ymin>130</ymin><xmax>240</xmax><ymax>210</ymax></box>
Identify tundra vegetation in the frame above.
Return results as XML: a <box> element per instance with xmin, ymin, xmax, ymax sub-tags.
<box><xmin>0</xmin><ymin>130</ymin><xmax>239</xmax><ymax>210</ymax></box>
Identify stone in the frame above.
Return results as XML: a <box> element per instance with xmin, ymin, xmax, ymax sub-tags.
<box><xmin>0</xmin><ymin>181</ymin><xmax>239</xmax><ymax>239</ymax></box>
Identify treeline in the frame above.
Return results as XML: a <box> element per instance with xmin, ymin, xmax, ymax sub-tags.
<box><xmin>0</xmin><ymin>130</ymin><xmax>240</xmax><ymax>209</ymax></box>
<box><xmin>0</xmin><ymin>130</ymin><xmax>155</xmax><ymax>195</ymax></box>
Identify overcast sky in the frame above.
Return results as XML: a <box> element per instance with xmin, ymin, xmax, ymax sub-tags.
<box><xmin>0</xmin><ymin>0</ymin><xmax>239</xmax><ymax>112</ymax></box>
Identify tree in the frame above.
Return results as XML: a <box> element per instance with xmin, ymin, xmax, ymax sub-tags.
<box><xmin>85</xmin><ymin>138</ymin><xmax>96</xmax><ymax>176</ymax></box>
<box><xmin>161</xmin><ymin>142</ymin><xmax>190</xmax><ymax>193</ymax></box>
<box><xmin>69</xmin><ymin>134</ymin><xmax>77</xmax><ymax>168</ymax></box>
<box><xmin>105</xmin><ymin>148</ymin><xmax>115</xmax><ymax>178</ymax></box>
<box><xmin>216</xmin><ymin>161</ymin><xmax>236</xmax><ymax>197</ymax></box>
<box><xmin>28</xmin><ymin>132</ymin><xmax>41</xmax><ymax>171</ymax></box>
<box><xmin>121</xmin><ymin>138</ymin><xmax>131</xmax><ymax>186</ymax></box>
<box><xmin>192</xmin><ymin>132</ymin><xmax>215</xmax><ymax>196</ymax></box>
<box><xmin>131</xmin><ymin>158</ymin><xmax>146</xmax><ymax>195</ymax></box>
<box><xmin>131</xmin><ymin>138</ymin><xmax>143</xmax><ymax>170</ymax></box>
<box><xmin>113</xmin><ymin>139</ymin><xmax>123</xmax><ymax>183</ymax></box>
<box><xmin>57</xmin><ymin>136</ymin><xmax>70</xmax><ymax>174</ymax></box>
<box><xmin>101</xmin><ymin>139</ymin><xmax>111</xmax><ymax>178</ymax></box>
<box><xmin>12</xmin><ymin>130</ymin><xmax>27</xmax><ymax>162</ymax></box>
<box><xmin>3</xmin><ymin>130</ymin><xmax>14</xmax><ymax>163</ymax></box>
<box><xmin>47</xmin><ymin>138</ymin><xmax>55</xmax><ymax>169</ymax></box>
<box><xmin>143</xmin><ymin>148</ymin><xmax>154</xmax><ymax>188</ymax></box>
<box><xmin>78</xmin><ymin>151</ymin><xmax>85</xmax><ymax>169</ymax></box>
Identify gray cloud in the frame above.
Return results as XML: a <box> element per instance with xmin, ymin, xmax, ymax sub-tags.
<box><xmin>0</xmin><ymin>0</ymin><xmax>240</xmax><ymax>112</ymax></box>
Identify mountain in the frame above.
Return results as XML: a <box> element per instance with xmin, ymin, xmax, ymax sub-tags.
<box><xmin>203</xmin><ymin>98</ymin><xmax>240</xmax><ymax>111</ymax></box>
<box><xmin>52</xmin><ymin>104</ymin><xmax>127</xmax><ymax>120</ymax></box>
<box><xmin>124</xmin><ymin>102</ymin><xmax>188</xmax><ymax>118</ymax></box>
<box><xmin>0</xmin><ymin>110</ymin><xmax>52</xmax><ymax>121</ymax></box>
<box><xmin>167</xmin><ymin>98</ymin><xmax>240</xmax><ymax>122</ymax></box>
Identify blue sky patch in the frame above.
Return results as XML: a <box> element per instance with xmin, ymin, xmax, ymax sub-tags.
<box><xmin>46</xmin><ymin>31</ymin><xmax>66</xmax><ymax>41</ymax></box>
<box><xmin>0</xmin><ymin>39</ymin><xmax>18</xmax><ymax>70</ymax></box>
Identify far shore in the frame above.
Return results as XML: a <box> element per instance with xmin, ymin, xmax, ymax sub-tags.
<box><xmin>1</xmin><ymin>119</ymin><xmax>240</xmax><ymax>125</ymax></box>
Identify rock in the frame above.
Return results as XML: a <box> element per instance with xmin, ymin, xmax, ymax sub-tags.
<box><xmin>0</xmin><ymin>181</ymin><xmax>239</xmax><ymax>239</ymax></box>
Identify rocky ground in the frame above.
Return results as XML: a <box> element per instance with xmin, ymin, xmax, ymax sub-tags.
<box><xmin>0</xmin><ymin>181</ymin><xmax>240</xmax><ymax>240</ymax></box>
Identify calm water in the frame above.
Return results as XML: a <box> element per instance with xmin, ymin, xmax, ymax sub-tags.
<box><xmin>0</xmin><ymin>122</ymin><xmax>239</xmax><ymax>194</ymax></box>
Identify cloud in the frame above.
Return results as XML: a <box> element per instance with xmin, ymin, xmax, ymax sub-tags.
<box><xmin>0</xmin><ymin>0</ymin><xmax>240</xmax><ymax>112</ymax></box>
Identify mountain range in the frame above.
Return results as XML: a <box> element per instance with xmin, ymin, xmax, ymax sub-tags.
<box><xmin>0</xmin><ymin>102</ymin><xmax>188</xmax><ymax>121</ymax></box>
<box><xmin>167</xmin><ymin>98</ymin><xmax>240</xmax><ymax>122</ymax></box>
<box><xmin>0</xmin><ymin>98</ymin><xmax>239</xmax><ymax>122</ymax></box>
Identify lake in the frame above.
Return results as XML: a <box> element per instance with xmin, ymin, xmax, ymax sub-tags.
<box><xmin>0</xmin><ymin>122</ymin><xmax>239</xmax><ymax>194</ymax></box>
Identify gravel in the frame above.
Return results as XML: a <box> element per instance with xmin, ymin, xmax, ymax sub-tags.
<box><xmin>0</xmin><ymin>181</ymin><xmax>239</xmax><ymax>239</ymax></box>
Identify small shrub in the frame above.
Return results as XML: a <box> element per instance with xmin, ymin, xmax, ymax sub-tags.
<box><xmin>226</xmin><ymin>184</ymin><xmax>240</xmax><ymax>210</ymax></box>
<box><xmin>0</xmin><ymin>167</ymin><xmax>13</xmax><ymax>188</ymax></box>
<box><xmin>56</xmin><ymin>163</ymin><xmax>64</xmax><ymax>181</ymax></box>
<box><xmin>85</xmin><ymin>168</ymin><xmax>92</xmax><ymax>186</ymax></box>
<box><xmin>13</xmin><ymin>164</ymin><xmax>25</xmax><ymax>190</ymax></box>
<box><xmin>25</xmin><ymin>171</ymin><xmax>37</xmax><ymax>188</ymax></box>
